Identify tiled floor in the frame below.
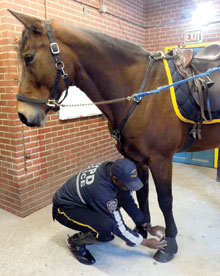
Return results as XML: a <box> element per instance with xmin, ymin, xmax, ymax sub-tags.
<box><xmin>1</xmin><ymin>163</ymin><xmax>220</xmax><ymax>276</ymax></box>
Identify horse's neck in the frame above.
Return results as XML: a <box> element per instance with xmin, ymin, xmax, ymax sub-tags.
<box><xmin>55</xmin><ymin>22</ymin><xmax>148</xmax><ymax>126</ymax></box>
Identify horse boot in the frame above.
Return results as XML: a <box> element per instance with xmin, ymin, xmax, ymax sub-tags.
<box><xmin>133</xmin><ymin>225</ymin><xmax>148</xmax><ymax>238</ymax></box>
<box><xmin>154</xmin><ymin>237</ymin><xmax>178</xmax><ymax>263</ymax></box>
<box><xmin>67</xmin><ymin>232</ymin><xmax>97</xmax><ymax>265</ymax></box>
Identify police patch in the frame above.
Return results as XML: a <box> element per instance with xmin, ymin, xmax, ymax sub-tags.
<box><xmin>107</xmin><ymin>199</ymin><xmax>118</xmax><ymax>213</ymax></box>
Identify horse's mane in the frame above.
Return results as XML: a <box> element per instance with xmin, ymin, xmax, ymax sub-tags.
<box><xmin>81</xmin><ymin>28</ymin><xmax>149</xmax><ymax>58</ymax></box>
<box><xmin>18</xmin><ymin>22</ymin><xmax>149</xmax><ymax>63</ymax></box>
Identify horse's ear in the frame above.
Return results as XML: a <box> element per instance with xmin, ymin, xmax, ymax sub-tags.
<box><xmin>8</xmin><ymin>9</ymin><xmax>44</xmax><ymax>33</ymax></box>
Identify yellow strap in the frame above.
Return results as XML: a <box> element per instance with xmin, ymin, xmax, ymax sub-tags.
<box><xmin>57</xmin><ymin>208</ymin><xmax>99</xmax><ymax>238</ymax></box>
<box><xmin>162</xmin><ymin>53</ymin><xmax>220</xmax><ymax>124</ymax></box>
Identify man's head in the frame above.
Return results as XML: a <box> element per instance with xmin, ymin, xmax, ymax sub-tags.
<box><xmin>110</xmin><ymin>158</ymin><xmax>143</xmax><ymax>191</ymax></box>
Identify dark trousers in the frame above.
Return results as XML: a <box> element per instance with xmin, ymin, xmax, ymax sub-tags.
<box><xmin>52</xmin><ymin>205</ymin><xmax>114</xmax><ymax>240</ymax></box>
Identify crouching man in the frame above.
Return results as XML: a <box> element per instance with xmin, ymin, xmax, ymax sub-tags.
<box><xmin>52</xmin><ymin>158</ymin><xmax>166</xmax><ymax>265</ymax></box>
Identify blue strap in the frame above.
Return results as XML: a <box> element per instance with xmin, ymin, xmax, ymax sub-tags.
<box><xmin>132</xmin><ymin>66</ymin><xmax>220</xmax><ymax>102</ymax></box>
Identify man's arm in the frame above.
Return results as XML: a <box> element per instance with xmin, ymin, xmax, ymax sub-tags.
<box><xmin>111</xmin><ymin>209</ymin><xmax>143</xmax><ymax>246</ymax></box>
<box><xmin>112</xmin><ymin>209</ymin><xmax>166</xmax><ymax>249</ymax></box>
<box><xmin>118</xmin><ymin>190</ymin><xmax>147</xmax><ymax>225</ymax></box>
<box><xmin>103</xmin><ymin>198</ymin><xmax>166</xmax><ymax>249</ymax></box>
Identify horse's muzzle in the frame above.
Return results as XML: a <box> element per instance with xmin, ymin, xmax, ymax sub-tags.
<box><xmin>18</xmin><ymin>111</ymin><xmax>47</xmax><ymax>127</ymax></box>
<box><xmin>17</xmin><ymin>101</ymin><xmax>47</xmax><ymax>127</ymax></box>
<box><xmin>18</xmin><ymin>112</ymin><xmax>40</xmax><ymax>127</ymax></box>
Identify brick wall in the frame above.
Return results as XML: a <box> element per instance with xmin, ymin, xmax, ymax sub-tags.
<box><xmin>0</xmin><ymin>0</ymin><xmax>146</xmax><ymax>217</ymax></box>
<box><xmin>144</xmin><ymin>0</ymin><xmax>220</xmax><ymax>50</ymax></box>
<box><xmin>1</xmin><ymin>0</ymin><xmax>220</xmax><ymax>217</ymax></box>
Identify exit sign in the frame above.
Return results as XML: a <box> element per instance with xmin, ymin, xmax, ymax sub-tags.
<box><xmin>184</xmin><ymin>30</ymin><xmax>202</xmax><ymax>44</ymax></box>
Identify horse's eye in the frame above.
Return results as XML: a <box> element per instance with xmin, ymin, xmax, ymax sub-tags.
<box><xmin>24</xmin><ymin>54</ymin><xmax>35</xmax><ymax>66</ymax></box>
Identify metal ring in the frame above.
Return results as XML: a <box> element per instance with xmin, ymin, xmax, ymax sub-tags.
<box><xmin>56</xmin><ymin>61</ymin><xmax>64</xmax><ymax>70</ymax></box>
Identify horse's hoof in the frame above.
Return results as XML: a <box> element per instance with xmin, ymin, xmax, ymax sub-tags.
<box><xmin>154</xmin><ymin>236</ymin><xmax>178</xmax><ymax>262</ymax></box>
<box><xmin>154</xmin><ymin>249</ymin><xmax>175</xmax><ymax>263</ymax></box>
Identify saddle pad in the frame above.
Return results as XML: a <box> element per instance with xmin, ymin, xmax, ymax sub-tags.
<box><xmin>163</xmin><ymin>58</ymin><xmax>220</xmax><ymax>124</ymax></box>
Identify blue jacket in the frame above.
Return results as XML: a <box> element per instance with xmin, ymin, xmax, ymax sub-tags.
<box><xmin>53</xmin><ymin>161</ymin><xmax>147</xmax><ymax>246</ymax></box>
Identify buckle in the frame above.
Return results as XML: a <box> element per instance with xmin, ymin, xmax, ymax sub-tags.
<box><xmin>47</xmin><ymin>99</ymin><xmax>57</xmax><ymax>107</ymax></box>
<box><xmin>50</xmin><ymin>42</ymin><xmax>60</xmax><ymax>55</ymax></box>
<box><xmin>132</xmin><ymin>94</ymin><xmax>142</xmax><ymax>103</ymax></box>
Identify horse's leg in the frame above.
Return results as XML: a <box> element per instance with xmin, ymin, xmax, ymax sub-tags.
<box><xmin>149</xmin><ymin>154</ymin><xmax>178</xmax><ymax>263</ymax></box>
<box><xmin>135</xmin><ymin>164</ymin><xmax>150</xmax><ymax>238</ymax></box>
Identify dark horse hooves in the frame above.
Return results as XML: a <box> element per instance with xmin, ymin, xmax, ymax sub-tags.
<box><xmin>154</xmin><ymin>237</ymin><xmax>178</xmax><ymax>263</ymax></box>
<box><xmin>154</xmin><ymin>249</ymin><xmax>175</xmax><ymax>263</ymax></box>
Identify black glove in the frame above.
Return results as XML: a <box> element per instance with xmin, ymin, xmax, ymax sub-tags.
<box><xmin>133</xmin><ymin>225</ymin><xmax>148</xmax><ymax>239</ymax></box>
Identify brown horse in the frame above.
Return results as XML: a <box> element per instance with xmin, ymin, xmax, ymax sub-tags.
<box><xmin>9</xmin><ymin>10</ymin><xmax>220</xmax><ymax>262</ymax></box>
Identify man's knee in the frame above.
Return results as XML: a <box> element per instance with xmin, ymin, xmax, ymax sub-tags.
<box><xmin>95</xmin><ymin>219</ymin><xmax>114</xmax><ymax>240</ymax></box>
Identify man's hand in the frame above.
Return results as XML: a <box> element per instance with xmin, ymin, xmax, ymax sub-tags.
<box><xmin>141</xmin><ymin>237</ymin><xmax>167</xmax><ymax>250</ymax></box>
<box><xmin>148</xmin><ymin>225</ymin><xmax>165</xmax><ymax>239</ymax></box>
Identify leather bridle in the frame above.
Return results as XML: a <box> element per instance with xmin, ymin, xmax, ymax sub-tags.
<box><xmin>16</xmin><ymin>20</ymin><xmax>70</xmax><ymax>111</ymax></box>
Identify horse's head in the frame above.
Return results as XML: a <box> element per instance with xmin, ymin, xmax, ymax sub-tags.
<box><xmin>9</xmin><ymin>10</ymin><xmax>77</xmax><ymax>127</ymax></box>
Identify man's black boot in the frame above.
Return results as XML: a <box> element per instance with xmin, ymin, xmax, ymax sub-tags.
<box><xmin>67</xmin><ymin>232</ymin><xmax>97</xmax><ymax>265</ymax></box>
<box><xmin>68</xmin><ymin>244</ymin><xmax>95</xmax><ymax>265</ymax></box>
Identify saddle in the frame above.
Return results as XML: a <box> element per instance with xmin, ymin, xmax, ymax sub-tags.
<box><xmin>171</xmin><ymin>44</ymin><xmax>220</xmax><ymax>121</ymax></box>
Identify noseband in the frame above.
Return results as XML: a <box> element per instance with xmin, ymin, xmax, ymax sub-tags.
<box><xmin>16</xmin><ymin>21</ymin><xmax>70</xmax><ymax>111</ymax></box>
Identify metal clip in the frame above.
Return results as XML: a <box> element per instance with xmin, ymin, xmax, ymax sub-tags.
<box><xmin>56</xmin><ymin>61</ymin><xmax>64</xmax><ymax>70</ymax></box>
<box><xmin>132</xmin><ymin>94</ymin><xmax>142</xmax><ymax>103</ymax></box>
<box><xmin>56</xmin><ymin>61</ymin><xmax>68</xmax><ymax>77</ymax></box>
<box><xmin>62</xmin><ymin>72</ymin><xmax>68</xmax><ymax>79</ymax></box>
<box><xmin>47</xmin><ymin>99</ymin><xmax>57</xmax><ymax>107</ymax></box>
<box><xmin>190</xmin><ymin>123</ymin><xmax>202</xmax><ymax>139</ymax></box>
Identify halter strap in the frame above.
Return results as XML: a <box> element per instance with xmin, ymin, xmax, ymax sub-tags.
<box><xmin>16</xmin><ymin>21</ymin><xmax>70</xmax><ymax>111</ymax></box>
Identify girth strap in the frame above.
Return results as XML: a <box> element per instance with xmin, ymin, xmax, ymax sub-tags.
<box><xmin>111</xmin><ymin>53</ymin><xmax>161</xmax><ymax>154</ymax></box>
<box><xmin>195</xmin><ymin>78</ymin><xmax>212</xmax><ymax>121</ymax></box>
<box><xmin>178</xmin><ymin>122</ymin><xmax>202</xmax><ymax>152</ymax></box>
